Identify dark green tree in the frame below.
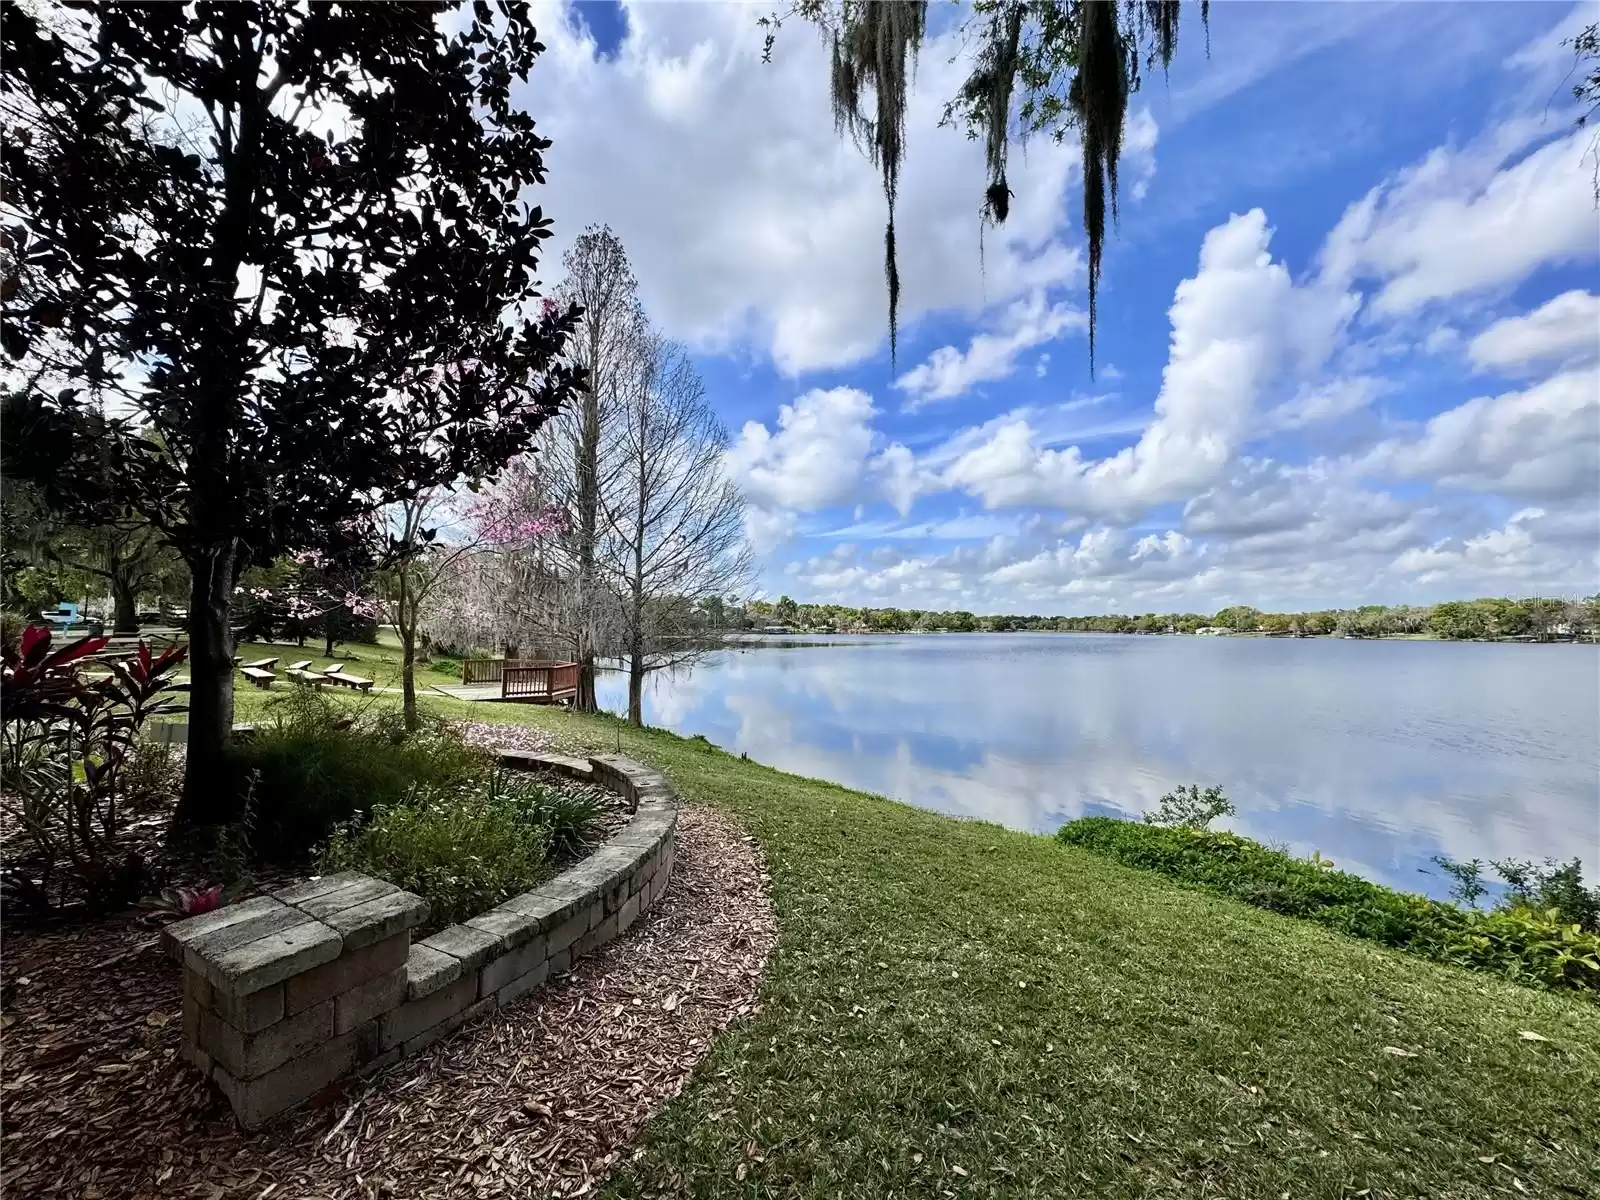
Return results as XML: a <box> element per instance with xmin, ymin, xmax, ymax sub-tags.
<box><xmin>2</xmin><ymin>3</ymin><xmax>584</xmax><ymax>822</ymax></box>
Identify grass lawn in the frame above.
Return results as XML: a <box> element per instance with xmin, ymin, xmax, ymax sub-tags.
<box><xmin>225</xmin><ymin>680</ymin><xmax>1600</xmax><ymax>1197</ymax></box>
<box><xmin>230</xmin><ymin>633</ymin><xmax>449</xmax><ymax>692</ymax></box>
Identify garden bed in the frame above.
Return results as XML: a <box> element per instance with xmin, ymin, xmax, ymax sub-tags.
<box><xmin>0</xmin><ymin>804</ymin><xmax>777</xmax><ymax>1198</ymax></box>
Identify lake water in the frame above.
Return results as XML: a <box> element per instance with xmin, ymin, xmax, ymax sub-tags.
<box><xmin>596</xmin><ymin>633</ymin><xmax>1600</xmax><ymax>899</ymax></box>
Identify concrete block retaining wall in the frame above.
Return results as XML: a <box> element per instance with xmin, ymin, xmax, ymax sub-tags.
<box><xmin>164</xmin><ymin>752</ymin><xmax>677</xmax><ymax>1128</ymax></box>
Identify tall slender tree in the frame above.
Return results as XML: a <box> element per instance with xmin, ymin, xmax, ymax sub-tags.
<box><xmin>2</xmin><ymin>3</ymin><xmax>583</xmax><ymax>822</ymax></box>
<box><xmin>602</xmin><ymin>331</ymin><xmax>751</xmax><ymax>725</ymax></box>
<box><xmin>544</xmin><ymin>227</ymin><xmax>646</xmax><ymax>712</ymax></box>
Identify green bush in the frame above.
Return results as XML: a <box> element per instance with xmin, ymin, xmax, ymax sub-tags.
<box><xmin>1</xmin><ymin>610</ymin><xmax>30</xmax><ymax>653</ymax></box>
<box><xmin>1057</xmin><ymin>818</ymin><xmax>1600</xmax><ymax>998</ymax></box>
<box><xmin>1142</xmin><ymin>783</ymin><xmax>1235</xmax><ymax>829</ymax></box>
<box><xmin>480</xmin><ymin>768</ymin><xmax>608</xmax><ymax>860</ymax></box>
<box><xmin>430</xmin><ymin>656</ymin><xmax>462</xmax><ymax>677</ymax></box>
<box><xmin>222</xmin><ymin>688</ymin><xmax>490</xmax><ymax>859</ymax></box>
<box><xmin>317</xmin><ymin>780</ymin><xmax>550</xmax><ymax>937</ymax></box>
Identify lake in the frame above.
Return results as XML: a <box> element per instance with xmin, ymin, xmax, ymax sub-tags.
<box><xmin>596</xmin><ymin>633</ymin><xmax>1600</xmax><ymax>899</ymax></box>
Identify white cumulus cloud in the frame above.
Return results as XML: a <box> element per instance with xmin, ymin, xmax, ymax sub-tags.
<box><xmin>895</xmin><ymin>292</ymin><xmax>1086</xmax><ymax>410</ymax></box>
<box><xmin>518</xmin><ymin>2</ymin><xmax>1084</xmax><ymax>374</ymax></box>
<box><xmin>1468</xmin><ymin>290</ymin><xmax>1600</xmax><ymax>373</ymax></box>
<box><xmin>1320</xmin><ymin>125</ymin><xmax>1598</xmax><ymax>316</ymax></box>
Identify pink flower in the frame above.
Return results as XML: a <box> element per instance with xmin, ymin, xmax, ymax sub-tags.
<box><xmin>178</xmin><ymin>885</ymin><xmax>223</xmax><ymax>915</ymax></box>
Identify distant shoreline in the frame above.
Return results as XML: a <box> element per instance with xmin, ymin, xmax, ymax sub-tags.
<box><xmin>724</xmin><ymin>629</ymin><xmax>1598</xmax><ymax>645</ymax></box>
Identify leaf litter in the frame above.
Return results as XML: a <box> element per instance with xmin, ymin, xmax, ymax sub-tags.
<box><xmin>1</xmin><ymin>805</ymin><xmax>777</xmax><ymax>1198</ymax></box>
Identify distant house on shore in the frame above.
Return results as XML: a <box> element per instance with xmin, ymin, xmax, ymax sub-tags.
<box><xmin>1194</xmin><ymin>626</ymin><xmax>1232</xmax><ymax>636</ymax></box>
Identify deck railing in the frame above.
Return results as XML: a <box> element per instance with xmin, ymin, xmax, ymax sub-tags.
<box><xmin>502</xmin><ymin>661</ymin><xmax>579</xmax><ymax>702</ymax></box>
<box><xmin>461</xmin><ymin>658</ymin><xmax>506</xmax><ymax>685</ymax></box>
<box><xmin>461</xmin><ymin>658</ymin><xmax>551</xmax><ymax>685</ymax></box>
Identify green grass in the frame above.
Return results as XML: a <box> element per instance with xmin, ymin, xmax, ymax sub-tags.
<box><xmin>224</xmin><ymin>686</ymin><xmax>1600</xmax><ymax>1196</ymax></box>
<box><xmin>232</xmin><ymin>633</ymin><xmax>412</xmax><ymax>689</ymax></box>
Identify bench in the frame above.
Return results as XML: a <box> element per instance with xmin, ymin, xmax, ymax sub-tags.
<box><xmin>285</xmin><ymin>665</ymin><xmax>330</xmax><ymax>686</ymax></box>
<box><xmin>324</xmin><ymin>671</ymin><xmax>373</xmax><ymax>692</ymax></box>
<box><xmin>287</xmin><ymin>660</ymin><xmax>313</xmax><ymax>672</ymax></box>
<box><xmin>240</xmin><ymin>657</ymin><xmax>279</xmax><ymax>671</ymax></box>
<box><xmin>240</xmin><ymin>667</ymin><xmax>275</xmax><ymax>689</ymax></box>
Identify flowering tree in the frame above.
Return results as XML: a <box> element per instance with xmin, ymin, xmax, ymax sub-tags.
<box><xmin>238</xmin><ymin>547</ymin><xmax>384</xmax><ymax>656</ymax></box>
<box><xmin>452</xmin><ymin>460</ymin><xmax>601</xmax><ymax>665</ymax></box>
<box><xmin>374</xmin><ymin>490</ymin><xmax>515</xmax><ymax>729</ymax></box>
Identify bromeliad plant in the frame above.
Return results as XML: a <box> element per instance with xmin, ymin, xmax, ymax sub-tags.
<box><xmin>1</xmin><ymin>625</ymin><xmax>187</xmax><ymax>910</ymax></box>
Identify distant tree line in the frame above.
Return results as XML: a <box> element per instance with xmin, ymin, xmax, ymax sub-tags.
<box><xmin>731</xmin><ymin>595</ymin><xmax>1600</xmax><ymax>642</ymax></box>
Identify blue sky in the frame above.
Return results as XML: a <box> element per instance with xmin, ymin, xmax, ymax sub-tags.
<box><xmin>525</xmin><ymin>1</ymin><xmax>1599</xmax><ymax>614</ymax></box>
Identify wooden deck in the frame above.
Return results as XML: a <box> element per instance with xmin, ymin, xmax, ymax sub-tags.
<box><xmin>436</xmin><ymin>660</ymin><xmax>579</xmax><ymax>705</ymax></box>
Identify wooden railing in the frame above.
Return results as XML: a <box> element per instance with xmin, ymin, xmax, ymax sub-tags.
<box><xmin>461</xmin><ymin>658</ymin><xmax>506</xmax><ymax>685</ymax></box>
<box><xmin>501</xmin><ymin>661</ymin><xmax>579</xmax><ymax>703</ymax></box>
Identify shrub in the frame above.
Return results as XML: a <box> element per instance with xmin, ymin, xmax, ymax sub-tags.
<box><xmin>318</xmin><ymin>780</ymin><xmax>549</xmax><ymax>936</ymax></box>
<box><xmin>1</xmin><ymin>610</ymin><xmax>30</xmax><ymax>653</ymax></box>
<box><xmin>1057</xmin><ymin>818</ymin><xmax>1600</xmax><ymax>998</ymax></box>
<box><xmin>1143</xmin><ymin>783</ymin><xmax>1235</xmax><ymax>830</ymax></box>
<box><xmin>1490</xmin><ymin>857</ymin><xmax>1600</xmax><ymax>932</ymax></box>
<box><xmin>220</xmin><ymin>688</ymin><xmax>490</xmax><ymax>859</ymax></box>
<box><xmin>1</xmin><ymin>627</ymin><xmax>188</xmax><ymax>910</ymax></box>
<box><xmin>430</xmin><ymin>656</ymin><xmax>462</xmax><ymax>677</ymax></box>
<box><xmin>481</xmin><ymin>769</ymin><xmax>608</xmax><ymax>860</ymax></box>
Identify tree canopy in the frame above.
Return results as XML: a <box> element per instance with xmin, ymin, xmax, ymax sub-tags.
<box><xmin>1</xmin><ymin>1</ymin><xmax>584</xmax><ymax>817</ymax></box>
<box><xmin>767</xmin><ymin>0</ymin><xmax>1206</xmax><ymax>366</ymax></box>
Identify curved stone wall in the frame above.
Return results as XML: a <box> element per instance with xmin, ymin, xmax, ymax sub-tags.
<box><xmin>165</xmin><ymin>752</ymin><xmax>678</xmax><ymax>1128</ymax></box>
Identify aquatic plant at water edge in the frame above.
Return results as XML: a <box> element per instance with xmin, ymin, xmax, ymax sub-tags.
<box><xmin>1058</xmin><ymin>817</ymin><xmax>1600</xmax><ymax>998</ymax></box>
<box><xmin>1142</xmin><ymin>783</ymin><xmax>1235</xmax><ymax>830</ymax></box>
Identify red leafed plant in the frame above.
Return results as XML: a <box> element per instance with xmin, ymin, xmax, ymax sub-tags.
<box><xmin>141</xmin><ymin>882</ymin><xmax>245</xmax><ymax>917</ymax></box>
<box><xmin>1</xmin><ymin>625</ymin><xmax>188</xmax><ymax>912</ymax></box>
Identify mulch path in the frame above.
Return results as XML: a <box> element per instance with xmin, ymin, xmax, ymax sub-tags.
<box><xmin>1</xmin><ymin>805</ymin><xmax>778</xmax><ymax>1199</ymax></box>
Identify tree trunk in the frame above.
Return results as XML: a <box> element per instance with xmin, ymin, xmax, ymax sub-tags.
<box><xmin>574</xmin><ymin>322</ymin><xmax>602</xmax><ymax>715</ymax></box>
<box><xmin>627</xmin><ymin>653</ymin><xmax>644</xmax><ymax>726</ymax></box>
<box><xmin>176</xmin><ymin>543</ymin><xmax>237</xmax><ymax>827</ymax></box>
<box><xmin>110</xmin><ymin>575</ymin><xmax>139</xmax><ymax>634</ymax></box>
<box><xmin>324</xmin><ymin>628</ymin><xmax>335</xmax><ymax>658</ymax></box>
<box><xmin>399</xmin><ymin>571</ymin><xmax>419</xmax><ymax>731</ymax></box>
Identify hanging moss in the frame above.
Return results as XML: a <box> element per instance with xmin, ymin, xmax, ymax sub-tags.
<box><xmin>821</xmin><ymin>0</ymin><xmax>927</xmax><ymax>363</ymax></box>
<box><xmin>805</xmin><ymin>0</ymin><xmax>1206</xmax><ymax>374</ymax></box>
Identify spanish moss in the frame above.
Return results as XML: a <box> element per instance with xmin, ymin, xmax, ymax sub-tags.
<box><xmin>803</xmin><ymin>0</ymin><xmax>1207</xmax><ymax>373</ymax></box>
<box><xmin>824</xmin><ymin>0</ymin><xmax>928</xmax><ymax>363</ymax></box>
<box><xmin>1073</xmin><ymin>0</ymin><xmax>1126</xmax><ymax>373</ymax></box>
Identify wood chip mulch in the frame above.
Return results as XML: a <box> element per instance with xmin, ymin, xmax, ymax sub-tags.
<box><xmin>1</xmin><ymin>804</ymin><xmax>777</xmax><ymax>1199</ymax></box>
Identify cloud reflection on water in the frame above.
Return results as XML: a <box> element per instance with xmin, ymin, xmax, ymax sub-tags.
<box><xmin>598</xmin><ymin>635</ymin><xmax>1600</xmax><ymax>898</ymax></box>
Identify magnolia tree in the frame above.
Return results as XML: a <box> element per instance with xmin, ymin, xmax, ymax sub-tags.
<box><xmin>2</xmin><ymin>3</ymin><xmax>584</xmax><ymax>825</ymax></box>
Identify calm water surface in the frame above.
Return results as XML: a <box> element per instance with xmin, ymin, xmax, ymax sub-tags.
<box><xmin>597</xmin><ymin>634</ymin><xmax>1600</xmax><ymax>898</ymax></box>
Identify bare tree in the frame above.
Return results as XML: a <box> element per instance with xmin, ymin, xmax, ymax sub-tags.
<box><xmin>553</xmin><ymin>227</ymin><xmax>646</xmax><ymax>712</ymax></box>
<box><xmin>600</xmin><ymin>332</ymin><xmax>752</xmax><ymax>725</ymax></box>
